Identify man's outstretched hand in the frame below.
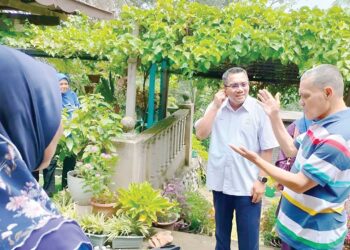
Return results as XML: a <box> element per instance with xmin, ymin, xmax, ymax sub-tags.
<box><xmin>257</xmin><ymin>89</ymin><xmax>281</xmax><ymax>117</ymax></box>
<box><xmin>229</xmin><ymin>144</ymin><xmax>260</xmax><ymax>164</ymax></box>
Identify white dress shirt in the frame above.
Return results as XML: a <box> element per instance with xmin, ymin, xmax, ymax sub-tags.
<box><xmin>199</xmin><ymin>96</ymin><xmax>278</xmax><ymax>196</ymax></box>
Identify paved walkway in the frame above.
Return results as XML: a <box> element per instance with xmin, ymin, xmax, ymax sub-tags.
<box><xmin>142</xmin><ymin>227</ymin><xmax>277</xmax><ymax>250</ymax></box>
<box><xmin>145</xmin><ymin>190</ymin><xmax>280</xmax><ymax>250</ymax></box>
<box><xmin>140</xmin><ymin>188</ymin><xmax>279</xmax><ymax>250</ymax></box>
<box><xmin>168</xmin><ymin>229</ymin><xmax>277</xmax><ymax>250</ymax></box>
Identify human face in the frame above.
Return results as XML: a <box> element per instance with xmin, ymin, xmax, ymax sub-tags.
<box><xmin>299</xmin><ymin>78</ymin><xmax>330</xmax><ymax>120</ymax></box>
<box><xmin>224</xmin><ymin>72</ymin><xmax>249</xmax><ymax>110</ymax></box>
<box><xmin>59</xmin><ymin>79</ymin><xmax>69</xmax><ymax>93</ymax></box>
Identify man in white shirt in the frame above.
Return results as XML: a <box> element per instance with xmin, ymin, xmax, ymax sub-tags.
<box><xmin>195</xmin><ymin>67</ymin><xmax>278</xmax><ymax>250</ymax></box>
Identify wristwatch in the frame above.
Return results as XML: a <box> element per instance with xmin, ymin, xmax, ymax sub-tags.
<box><xmin>257</xmin><ymin>176</ymin><xmax>268</xmax><ymax>184</ymax></box>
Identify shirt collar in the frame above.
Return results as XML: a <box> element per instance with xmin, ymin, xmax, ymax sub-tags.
<box><xmin>223</xmin><ymin>95</ymin><xmax>255</xmax><ymax>113</ymax></box>
<box><xmin>313</xmin><ymin>108</ymin><xmax>350</xmax><ymax>127</ymax></box>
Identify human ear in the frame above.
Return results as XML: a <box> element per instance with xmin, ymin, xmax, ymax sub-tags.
<box><xmin>324</xmin><ymin>87</ymin><xmax>332</xmax><ymax>98</ymax></box>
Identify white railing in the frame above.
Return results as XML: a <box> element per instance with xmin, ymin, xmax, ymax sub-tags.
<box><xmin>112</xmin><ymin>103</ymin><xmax>194</xmax><ymax>189</ymax></box>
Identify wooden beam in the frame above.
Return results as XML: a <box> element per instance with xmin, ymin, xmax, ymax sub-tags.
<box><xmin>18</xmin><ymin>48</ymin><xmax>108</xmax><ymax>61</ymax></box>
<box><xmin>0</xmin><ymin>0</ymin><xmax>67</xmax><ymax>19</ymax></box>
<box><xmin>0</xmin><ymin>13</ymin><xmax>60</xmax><ymax>25</ymax></box>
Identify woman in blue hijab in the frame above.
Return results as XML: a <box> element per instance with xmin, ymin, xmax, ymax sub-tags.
<box><xmin>58</xmin><ymin>73</ymin><xmax>80</xmax><ymax>117</ymax></box>
<box><xmin>57</xmin><ymin>73</ymin><xmax>80</xmax><ymax>188</ymax></box>
<box><xmin>0</xmin><ymin>45</ymin><xmax>92</xmax><ymax>249</ymax></box>
<box><xmin>41</xmin><ymin>73</ymin><xmax>80</xmax><ymax>192</ymax></box>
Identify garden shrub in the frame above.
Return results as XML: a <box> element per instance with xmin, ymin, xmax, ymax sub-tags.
<box><xmin>183</xmin><ymin>191</ymin><xmax>215</xmax><ymax>235</ymax></box>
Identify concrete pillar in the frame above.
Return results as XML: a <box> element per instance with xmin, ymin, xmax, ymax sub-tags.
<box><xmin>178</xmin><ymin>103</ymin><xmax>194</xmax><ymax>166</ymax></box>
<box><xmin>124</xmin><ymin>24</ymin><xmax>139</xmax><ymax>120</ymax></box>
<box><xmin>125</xmin><ymin>57</ymin><xmax>138</xmax><ymax>119</ymax></box>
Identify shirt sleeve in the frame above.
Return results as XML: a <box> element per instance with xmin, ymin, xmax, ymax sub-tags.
<box><xmin>194</xmin><ymin>102</ymin><xmax>214</xmax><ymax>128</ymax></box>
<box><xmin>294</xmin><ymin>132</ymin><xmax>307</xmax><ymax>150</ymax></box>
<box><xmin>301</xmin><ymin>135</ymin><xmax>350</xmax><ymax>187</ymax></box>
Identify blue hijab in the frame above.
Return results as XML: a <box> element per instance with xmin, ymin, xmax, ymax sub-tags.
<box><xmin>0</xmin><ymin>46</ymin><xmax>92</xmax><ymax>249</ymax></box>
<box><xmin>0</xmin><ymin>45</ymin><xmax>61</xmax><ymax>171</ymax></box>
<box><xmin>57</xmin><ymin>73</ymin><xmax>80</xmax><ymax>116</ymax></box>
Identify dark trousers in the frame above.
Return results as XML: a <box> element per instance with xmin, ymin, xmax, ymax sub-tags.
<box><xmin>61</xmin><ymin>155</ymin><xmax>76</xmax><ymax>189</ymax></box>
<box><xmin>213</xmin><ymin>191</ymin><xmax>262</xmax><ymax>250</ymax></box>
<box><xmin>31</xmin><ymin>158</ymin><xmax>56</xmax><ymax>197</ymax></box>
<box><xmin>43</xmin><ymin>158</ymin><xmax>57</xmax><ymax>196</ymax></box>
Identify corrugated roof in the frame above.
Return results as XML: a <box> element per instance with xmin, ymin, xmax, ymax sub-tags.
<box><xmin>0</xmin><ymin>0</ymin><xmax>114</xmax><ymax>20</ymax></box>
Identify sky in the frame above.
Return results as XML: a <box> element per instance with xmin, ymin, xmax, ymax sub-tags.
<box><xmin>293</xmin><ymin>0</ymin><xmax>334</xmax><ymax>9</ymax></box>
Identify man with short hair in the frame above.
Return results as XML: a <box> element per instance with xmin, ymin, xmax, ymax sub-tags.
<box><xmin>231</xmin><ymin>64</ymin><xmax>350</xmax><ymax>250</ymax></box>
<box><xmin>195</xmin><ymin>67</ymin><xmax>278</xmax><ymax>250</ymax></box>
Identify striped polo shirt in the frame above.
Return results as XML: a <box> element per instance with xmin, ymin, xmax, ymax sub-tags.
<box><xmin>276</xmin><ymin>108</ymin><xmax>350</xmax><ymax>250</ymax></box>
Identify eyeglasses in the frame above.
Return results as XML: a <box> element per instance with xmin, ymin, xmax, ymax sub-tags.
<box><xmin>224</xmin><ymin>82</ymin><xmax>249</xmax><ymax>89</ymax></box>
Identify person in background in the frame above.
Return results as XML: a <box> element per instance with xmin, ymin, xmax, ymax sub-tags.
<box><xmin>0</xmin><ymin>45</ymin><xmax>91</xmax><ymax>249</ymax></box>
<box><xmin>195</xmin><ymin>67</ymin><xmax>278</xmax><ymax>250</ymax></box>
<box><xmin>32</xmin><ymin>73</ymin><xmax>80</xmax><ymax>195</ymax></box>
<box><xmin>57</xmin><ymin>73</ymin><xmax>80</xmax><ymax>189</ymax></box>
<box><xmin>231</xmin><ymin>64</ymin><xmax>350</xmax><ymax>250</ymax></box>
<box><xmin>59</xmin><ymin>73</ymin><xmax>80</xmax><ymax>118</ymax></box>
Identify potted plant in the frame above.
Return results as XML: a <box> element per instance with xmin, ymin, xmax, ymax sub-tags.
<box><xmin>265</xmin><ymin>177</ymin><xmax>277</xmax><ymax>198</ymax></box>
<box><xmin>117</xmin><ymin>182</ymin><xmax>178</xmax><ymax>227</ymax></box>
<box><xmin>74</xmin><ymin>145</ymin><xmax>119</xmax><ymax>217</ymax></box>
<box><xmin>89</xmin><ymin>188</ymin><xmax>119</xmax><ymax>218</ymax></box>
<box><xmin>344</xmin><ymin>213</ymin><xmax>350</xmax><ymax>249</ymax></box>
<box><xmin>51</xmin><ymin>189</ymin><xmax>78</xmax><ymax>219</ymax></box>
<box><xmin>182</xmin><ymin>191</ymin><xmax>215</xmax><ymax>235</ymax></box>
<box><xmin>260</xmin><ymin>198</ymin><xmax>280</xmax><ymax>247</ymax></box>
<box><xmin>59</xmin><ymin>94</ymin><xmax>123</xmax><ymax>206</ymax></box>
<box><xmin>105</xmin><ymin>214</ymin><xmax>150</xmax><ymax>249</ymax></box>
<box><xmin>344</xmin><ymin>199</ymin><xmax>350</xmax><ymax>249</ymax></box>
<box><xmin>78</xmin><ymin>213</ymin><xmax>108</xmax><ymax>248</ymax></box>
<box><xmin>154</xmin><ymin>209</ymin><xmax>180</xmax><ymax>230</ymax></box>
<box><xmin>160</xmin><ymin>179</ymin><xmax>189</xmax><ymax>231</ymax></box>
<box><xmin>87</xmin><ymin>74</ymin><xmax>101</xmax><ymax>83</ymax></box>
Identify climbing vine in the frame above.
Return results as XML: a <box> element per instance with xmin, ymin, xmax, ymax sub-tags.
<box><xmin>2</xmin><ymin>0</ymin><xmax>350</xmax><ymax>82</ymax></box>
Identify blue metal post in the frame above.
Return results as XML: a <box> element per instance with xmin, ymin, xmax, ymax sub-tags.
<box><xmin>147</xmin><ymin>63</ymin><xmax>157</xmax><ymax>128</ymax></box>
<box><xmin>158</xmin><ymin>59</ymin><xmax>168</xmax><ymax>120</ymax></box>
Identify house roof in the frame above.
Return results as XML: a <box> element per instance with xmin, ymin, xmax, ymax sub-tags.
<box><xmin>0</xmin><ymin>0</ymin><xmax>114</xmax><ymax>25</ymax></box>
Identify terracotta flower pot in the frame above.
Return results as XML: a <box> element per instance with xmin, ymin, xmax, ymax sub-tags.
<box><xmin>90</xmin><ymin>199</ymin><xmax>116</xmax><ymax>218</ymax></box>
<box><xmin>87</xmin><ymin>74</ymin><xmax>101</xmax><ymax>83</ymax></box>
<box><xmin>154</xmin><ymin>213</ymin><xmax>179</xmax><ymax>230</ymax></box>
<box><xmin>84</xmin><ymin>85</ymin><xmax>94</xmax><ymax>94</ymax></box>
